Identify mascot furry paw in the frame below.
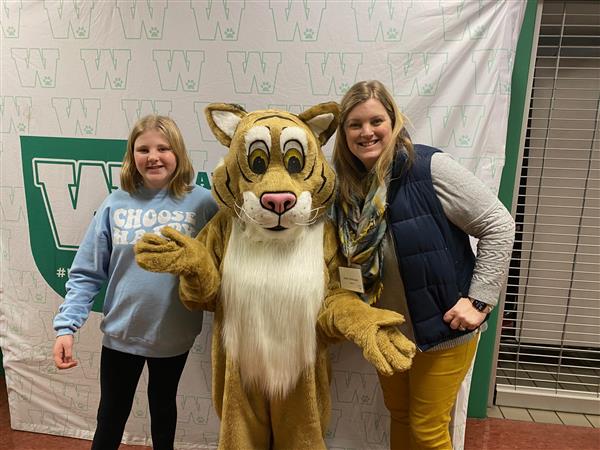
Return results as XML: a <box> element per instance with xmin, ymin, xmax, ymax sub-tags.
<box><xmin>135</xmin><ymin>102</ymin><xmax>415</xmax><ymax>450</ymax></box>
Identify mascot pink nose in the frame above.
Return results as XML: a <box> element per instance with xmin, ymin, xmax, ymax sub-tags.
<box><xmin>261</xmin><ymin>192</ymin><xmax>297</xmax><ymax>214</ymax></box>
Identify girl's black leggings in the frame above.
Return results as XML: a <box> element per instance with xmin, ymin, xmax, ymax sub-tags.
<box><xmin>91</xmin><ymin>346</ymin><xmax>189</xmax><ymax>450</ymax></box>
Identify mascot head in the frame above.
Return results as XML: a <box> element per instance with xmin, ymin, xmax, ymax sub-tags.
<box><xmin>205</xmin><ymin>102</ymin><xmax>339</xmax><ymax>239</ymax></box>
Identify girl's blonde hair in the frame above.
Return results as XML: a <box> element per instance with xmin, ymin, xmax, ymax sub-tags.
<box><xmin>332</xmin><ymin>80</ymin><xmax>413</xmax><ymax>206</ymax></box>
<box><xmin>120</xmin><ymin>115</ymin><xmax>195</xmax><ymax>198</ymax></box>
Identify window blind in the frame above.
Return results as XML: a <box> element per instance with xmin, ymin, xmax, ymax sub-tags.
<box><xmin>495</xmin><ymin>0</ymin><xmax>599</xmax><ymax>414</ymax></box>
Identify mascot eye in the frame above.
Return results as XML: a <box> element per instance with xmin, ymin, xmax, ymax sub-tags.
<box><xmin>248</xmin><ymin>141</ymin><xmax>269</xmax><ymax>174</ymax></box>
<box><xmin>283</xmin><ymin>140</ymin><xmax>305</xmax><ymax>174</ymax></box>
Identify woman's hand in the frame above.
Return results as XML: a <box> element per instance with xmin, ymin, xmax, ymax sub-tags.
<box><xmin>53</xmin><ymin>334</ymin><xmax>77</xmax><ymax>369</ymax></box>
<box><xmin>443</xmin><ymin>297</ymin><xmax>487</xmax><ymax>332</ymax></box>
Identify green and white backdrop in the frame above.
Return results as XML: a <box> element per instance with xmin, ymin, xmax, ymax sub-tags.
<box><xmin>0</xmin><ymin>1</ymin><xmax>525</xmax><ymax>448</ymax></box>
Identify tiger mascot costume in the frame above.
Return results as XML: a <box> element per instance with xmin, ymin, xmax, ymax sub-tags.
<box><xmin>135</xmin><ymin>102</ymin><xmax>415</xmax><ymax>449</ymax></box>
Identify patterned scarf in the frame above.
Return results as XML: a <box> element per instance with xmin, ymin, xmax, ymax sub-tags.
<box><xmin>334</xmin><ymin>173</ymin><xmax>388</xmax><ymax>304</ymax></box>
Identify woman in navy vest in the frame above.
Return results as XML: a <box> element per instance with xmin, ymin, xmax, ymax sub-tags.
<box><xmin>332</xmin><ymin>80</ymin><xmax>515</xmax><ymax>449</ymax></box>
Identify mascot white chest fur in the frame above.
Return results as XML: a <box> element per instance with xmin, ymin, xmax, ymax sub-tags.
<box><xmin>221</xmin><ymin>220</ymin><xmax>325</xmax><ymax>397</ymax></box>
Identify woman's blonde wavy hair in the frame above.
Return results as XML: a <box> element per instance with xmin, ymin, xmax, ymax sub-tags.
<box><xmin>332</xmin><ymin>80</ymin><xmax>413</xmax><ymax>206</ymax></box>
<box><xmin>120</xmin><ymin>115</ymin><xmax>195</xmax><ymax>198</ymax></box>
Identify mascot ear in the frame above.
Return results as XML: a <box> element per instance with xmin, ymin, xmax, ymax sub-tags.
<box><xmin>205</xmin><ymin>103</ymin><xmax>247</xmax><ymax>147</ymax></box>
<box><xmin>299</xmin><ymin>102</ymin><xmax>340</xmax><ymax>146</ymax></box>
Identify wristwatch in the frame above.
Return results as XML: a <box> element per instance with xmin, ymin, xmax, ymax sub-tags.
<box><xmin>470</xmin><ymin>297</ymin><xmax>493</xmax><ymax>314</ymax></box>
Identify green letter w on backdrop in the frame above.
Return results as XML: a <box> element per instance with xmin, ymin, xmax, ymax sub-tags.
<box><xmin>21</xmin><ymin>136</ymin><xmax>126</xmax><ymax>312</ymax></box>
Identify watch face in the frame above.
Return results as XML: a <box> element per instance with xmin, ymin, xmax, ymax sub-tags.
<box><xmin>472</xmin><ymin>299</ymin><xmax>487</xmax><ymax>312</ymax></box>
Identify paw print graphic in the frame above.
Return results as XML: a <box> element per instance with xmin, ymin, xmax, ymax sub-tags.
<box><xmin>223</xmin><ymin>27</ymin><xmax>236</xmax><ymax>39</ymax></box>
<box><xmin>42</xmin><ymin>76</ymin><xmax>54</xmax><ymax>87</ymax></box>
<box><xmin>17</xmin><ymin>122</ymin><xmax>27</xmax><ymax>132</ymax></box>
<box><xmin>472</xmin><ymin>26</ymin><xmax>485</xmax><ymax>39</ymax></box>
<box><xmin>325</xmin><ymin>430</ymin><xmax>333</xmax><ymax>438</ymax></box>
<box><xmin>501</xmin><ymin>81</ymin><xmax>511</xmax><ymax>94</ymax></box>
<box><xmin>185</xmin><ymin>79</ymin><xmax>197</xmax><ymax>90</ymax></box>
<box><xmin>458</xmin><ymin>135</ymin><xmax>471</xmax><ymax>146</ymax></box>
<box><xmin>386</xmin><ymin>27</ymin><xmax>398</xmax><ymax>40</ymax></box>
<box><xmin>339</xmin><ymin>82</ymin><xmax>350</xmax><ymax>94</ymax></box>
<box><xmin>149</xmin><ymin>26</ymin><xmax>160</xmax><ymax>38</ymax></box>
<box><xmin>133</xmin><ymin>408</ymin><xmax>145</xmax><ymax>418</ymax></box>
<box><xmin>421</xmin><ymin>83</ymin><xmax>434</xmax><ymax>95</ymax></box>
<box><xmin>260</xmin><ymin>81</ymin><xmax>273</xmax><ymax>93</ymax></box>
<box><xmin>6</xmin><ymin>26</ymin><xmax>16</xmax><ymax>37</ymax></box>
<box><xmin>75</xmin><ymin>26</ymin><xmax>87</xmax><ymax>38</ymax></box>
<box><xmin>113</xmin><ymin>77</ymin><xmax>124</xmax><ymax>88</ymax></box>
<box><xmin>83</xmin><ymin>125</ymin><xmax>94</xmax><ymax>135</ymax></box>
<box><xmin>361</xmin><ymin>394</ymin><xmax>370</xmax><ymax>404</ymax></box>
<box><xmin>303</xmin><ymin>28</ymin><xmax>315</xmax><ymax>40</ymax></box>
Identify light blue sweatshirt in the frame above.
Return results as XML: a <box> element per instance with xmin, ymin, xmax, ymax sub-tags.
<box><xmin>53</xmin><ymin>185</ymin><xmax>218</xmax><ymax>357</ymax></box>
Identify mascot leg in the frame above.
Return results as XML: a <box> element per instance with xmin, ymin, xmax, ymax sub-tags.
<box><xmin>270</xmin><ymin>371</ymin><xmax>329</xmax><ymax>450</ymax></box>
<box><xmin>217</xmin><ymin>367</ymin><xmax>271</xmax><ymax>450</ymax></box>
<box><xmin>217</xmin><ymin>354</ymin><xmax>331</xmax><ymax>450</ymax></box>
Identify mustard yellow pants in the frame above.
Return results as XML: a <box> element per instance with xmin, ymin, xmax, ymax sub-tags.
<box><xmin>377</xmin><ymin>338</ymin><xmax>478</xmax><ymax>450</ymax></box>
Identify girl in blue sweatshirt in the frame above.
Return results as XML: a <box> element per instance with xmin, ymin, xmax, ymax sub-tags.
<box><xmin>52</xmin><ymin>115</ymin><xmax>218</xmax><ymax>450</ymax></box>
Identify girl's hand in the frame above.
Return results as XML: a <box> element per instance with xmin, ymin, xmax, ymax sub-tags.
<box><xmin>443</xmin><ymin>297</ymin><xmax>487</xmax><ymax>332</ymax></box>
<box><xmin>53</xmin><ymin>334</ymin><xmax>78</xmax><ymax>369</ymax></box>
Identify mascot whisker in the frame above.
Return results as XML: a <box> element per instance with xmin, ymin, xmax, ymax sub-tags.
<box><xmin>135</xmin><ymin>102</ymin><xmax>415</xmax><ymax>450</ymax></box>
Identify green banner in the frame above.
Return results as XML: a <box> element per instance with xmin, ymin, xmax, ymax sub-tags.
<box><xmin>20</xmin><ymin>136</ymin><xmax>127</xmax><ymax>312</ymax></box>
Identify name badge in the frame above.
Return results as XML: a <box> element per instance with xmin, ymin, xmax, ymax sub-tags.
<box><xmin>339</xmin><ymin>266</ymin><xmax>364</xmax><ymax>293</ymax></box>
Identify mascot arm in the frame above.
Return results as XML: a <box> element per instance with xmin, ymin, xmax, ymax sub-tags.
<box><xmin>135</xmin><ymin>212</ymin><xmax>227</xmax><ymax>312</ymax></box>
<box><xmin>317</xmin><ymin>221</ymin><xmax>416</xmax><ymax>376</ymax></box>
<box><xmin>177</xmin><ymin>214</ymin><xmax>228</xmax><ymax>311</ymax></box>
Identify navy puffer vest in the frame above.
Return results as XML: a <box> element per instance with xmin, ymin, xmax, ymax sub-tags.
<box><xmin>387</xmin><ymin>145</ymin><xmax>475</xmax><ymax>351</ymax></box>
